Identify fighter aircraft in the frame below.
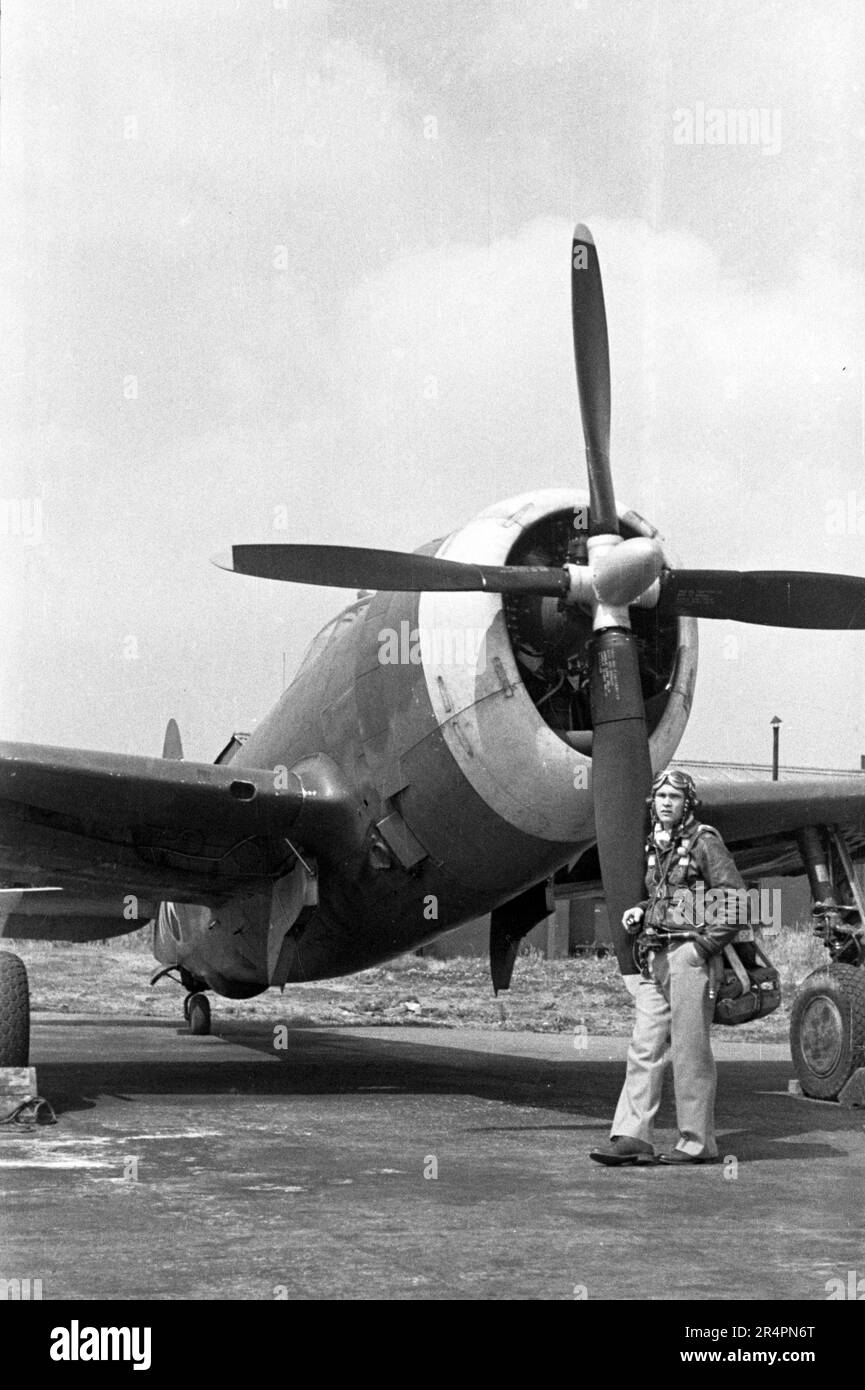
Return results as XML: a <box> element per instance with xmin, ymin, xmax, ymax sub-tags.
<box><xmin>2</xmin><ymin>227</ymin><xmax>864</xmax><ymax>1101</ymax></box>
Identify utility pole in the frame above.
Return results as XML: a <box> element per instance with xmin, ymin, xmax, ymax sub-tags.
<box><xmin>771</xmin><ymin>715</ymin><xmax>782</xmax><ymax>781</ymax></box>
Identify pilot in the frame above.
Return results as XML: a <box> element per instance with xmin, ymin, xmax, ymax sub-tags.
<box><xmin>589</xmin><ymin>769</ymin><xmax>747</xmax><ymax>1166</ymax></box>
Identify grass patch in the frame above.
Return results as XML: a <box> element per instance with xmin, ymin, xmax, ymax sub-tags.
<box><xmin>7</xmin><ymin>922</ymin><xmax>830</xmax><ymax>1043</ymax></box>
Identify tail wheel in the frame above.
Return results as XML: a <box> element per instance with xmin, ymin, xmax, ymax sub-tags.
<box><xmin>187</xmin><ymin>994</ymin><xmax>211</xmax><ymax>1036</ymax></box>
<box><xmin>0</xmin><ymin>951</ymin><xmax>30</xmax><ymax>1067</ymax></box>
<box><xmin>790</xmin><ymin>963</ymin><xmax>865</xmax><ymax>1099</ymax></box>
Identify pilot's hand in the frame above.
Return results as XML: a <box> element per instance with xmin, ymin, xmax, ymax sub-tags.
<box><xmin>622</xmin><ymin>906</ymin><xmax>645</xmax><ymax>935</ymax></box>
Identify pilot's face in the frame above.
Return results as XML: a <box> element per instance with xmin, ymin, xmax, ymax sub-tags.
<box><xmin>654</xmin><ymin>785</ymin><xmax>686</xmax><ymax>827</ymax></box>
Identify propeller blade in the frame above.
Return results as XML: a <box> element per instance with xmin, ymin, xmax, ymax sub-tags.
<box><xmin>658</xmin><ymin>569</ymin><xmax>865</xmax><ymax>629</ymax></box>
<box><xmin>588</xmin><ymin>628</ymin><xmax>652</xmax><ymax>975</ymax></box>
<box><xmin>571</xmin><ymin>224</ymin><xmax>617</xmax><ymax>536</ymax></box>
<box><xmin>213</xmin><ymin>545</ymin><xmax>570</xmax><ymax>597</ymax></box>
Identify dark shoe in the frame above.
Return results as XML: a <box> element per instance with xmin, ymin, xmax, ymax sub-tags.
<box><xmin>589</xmin><ymin>1136</ymin><xmax>655</xmax><ymax>1166</ymax></box>
<box><xmin>658</xmin><ymin>1149</ymin><xmax>719</xmax><ymax>1165</ymax></box>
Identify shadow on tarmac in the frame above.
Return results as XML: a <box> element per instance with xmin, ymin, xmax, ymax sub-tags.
<box><xmin>30</xmin><ymin>1015</ymin><xmax>859</xmax><ymax>1164</ymax></box>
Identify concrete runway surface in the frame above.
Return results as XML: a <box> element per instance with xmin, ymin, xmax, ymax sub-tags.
<box><xmin>1</xmin><ymin>1015</ymin><xmax>863</xmax><ymax>1301</ymax></box>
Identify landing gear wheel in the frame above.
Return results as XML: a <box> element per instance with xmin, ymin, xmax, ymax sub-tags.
<box><xmin>790</xmin><ymin>963</ymin><xmax>865</xmax><ymax>1100</ymax></box>
<box><xmin>0</xmin><ymin>951</ymin><xmax>30</xmax><ymax>1067</ymax></box>
<box><xmin>187</xmin><ymin>993</ymin><xmax>211</xmax><ymax>1036</ymax></box>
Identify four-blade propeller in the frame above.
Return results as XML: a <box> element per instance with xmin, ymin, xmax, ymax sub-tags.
<box><xmin>215</xmin><ymin>225</ymin><xmax>865</xmax><ymax>975</ymax></box>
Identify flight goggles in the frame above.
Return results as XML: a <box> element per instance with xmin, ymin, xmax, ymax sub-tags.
<box><xmin>648</xmin><ymin>769</ymin><xmax>699</xmax><ymax>812</ymax></box>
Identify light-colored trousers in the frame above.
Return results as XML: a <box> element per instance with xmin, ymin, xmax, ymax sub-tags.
<box><xmin>611</xmin><ymin>940</ymin><xmax>720</xmax><ymax>1157</ymax></box>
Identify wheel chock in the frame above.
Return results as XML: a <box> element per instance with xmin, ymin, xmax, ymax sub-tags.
<box><xmin>0</xmin><ymin>1067</ymin><xmax>37</xmax><ymax>1105</ymax></box>
<box><xmin>837</xmin><ymin>1067</ymin><xmax>865</xmax><ymax>1108</ymax></box>
<box><xmin>0</xmin><ymin>1068</ymin><xmax>56</xmax><ymax>1127</ymax></box>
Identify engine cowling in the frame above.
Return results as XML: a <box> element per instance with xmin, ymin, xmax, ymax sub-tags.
<box><xmin>415</xmin><ymin>488</ymin><xmax>698</xmax><ymax>846</ymax></box>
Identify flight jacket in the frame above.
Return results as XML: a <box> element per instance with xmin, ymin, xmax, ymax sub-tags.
<box><xmin>638</xmin><ymin>818</ymin><xmax>748</xmax><ymax>960</ymax></box>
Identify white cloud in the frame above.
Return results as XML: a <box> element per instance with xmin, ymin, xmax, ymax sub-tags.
<box><xmin>336</xmin><ymin>215</ymin><xmax>864</xmax><ymax>556</ymax></box>
<box><xmin>2</xmin><ymin>2</ymin><xmax>863</xmax><ymax>767</ymax></box>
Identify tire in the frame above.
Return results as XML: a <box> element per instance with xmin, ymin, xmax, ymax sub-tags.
<box><xmin>790</xmin><ymin>963</ymin><xmax>865</xmax><ymax>1100</ymax></box>
<box><xmin>0</xmin><ymin>951</ymin><xmax>30</xmax><ymax>1067</ymax></box>
<box><xmin>187</xmin><ymin>994</ymin><xmax>211</xmax><ymax>1036</ymax></box>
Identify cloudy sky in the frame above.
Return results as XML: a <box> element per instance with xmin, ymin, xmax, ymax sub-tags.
<box><xmin>2</xmin><ymin>0</ymin><xmax>864</xmax><ymax>770</ymax></box>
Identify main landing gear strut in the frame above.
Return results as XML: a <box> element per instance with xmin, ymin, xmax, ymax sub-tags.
<box><xmin>789</xmin><ymin>825</ymin><xmax>865</xmax><ymax>1100</ymax></box>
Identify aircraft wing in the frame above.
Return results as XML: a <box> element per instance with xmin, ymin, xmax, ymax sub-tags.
<box><xmin>0</xmin><ymin>740</ymin><xmax>358</xmax><ymax>939</ymax></box>
<box><xmin>685</xmin><ymin>767</ymin><xmax>865</xmax><ymax>880</ymax></box>
<box><xmin>556</xmin><ymin>766</ymin><xmax>865</xmax><ymax>896</ymax></box>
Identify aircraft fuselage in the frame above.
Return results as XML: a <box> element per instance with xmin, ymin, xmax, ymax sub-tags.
<box><xmin>154</xmin><ymin>491</ymin><xmax>696</xmax><ymax>994</ymax></box>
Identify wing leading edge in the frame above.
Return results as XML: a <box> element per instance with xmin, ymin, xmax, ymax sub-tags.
<box><xmin>690</xmin><ymin>771</ymin><xmax>865</xmax><ymax>881</ymax></box>
<box><xmin>555</xmin><ymin>769</ymin><xmax>865</xmax><ymax>898</ymax></box>
<box><xmin>0</xmin><ymin>741</ymin><xmax>360</xmax><ymax>934</ymax></box>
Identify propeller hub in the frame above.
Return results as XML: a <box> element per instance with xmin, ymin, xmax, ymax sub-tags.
<box><xmin>563</xmin><ymin>535</ymin><xmax>665</xmax><ymax>626</ymax></box>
